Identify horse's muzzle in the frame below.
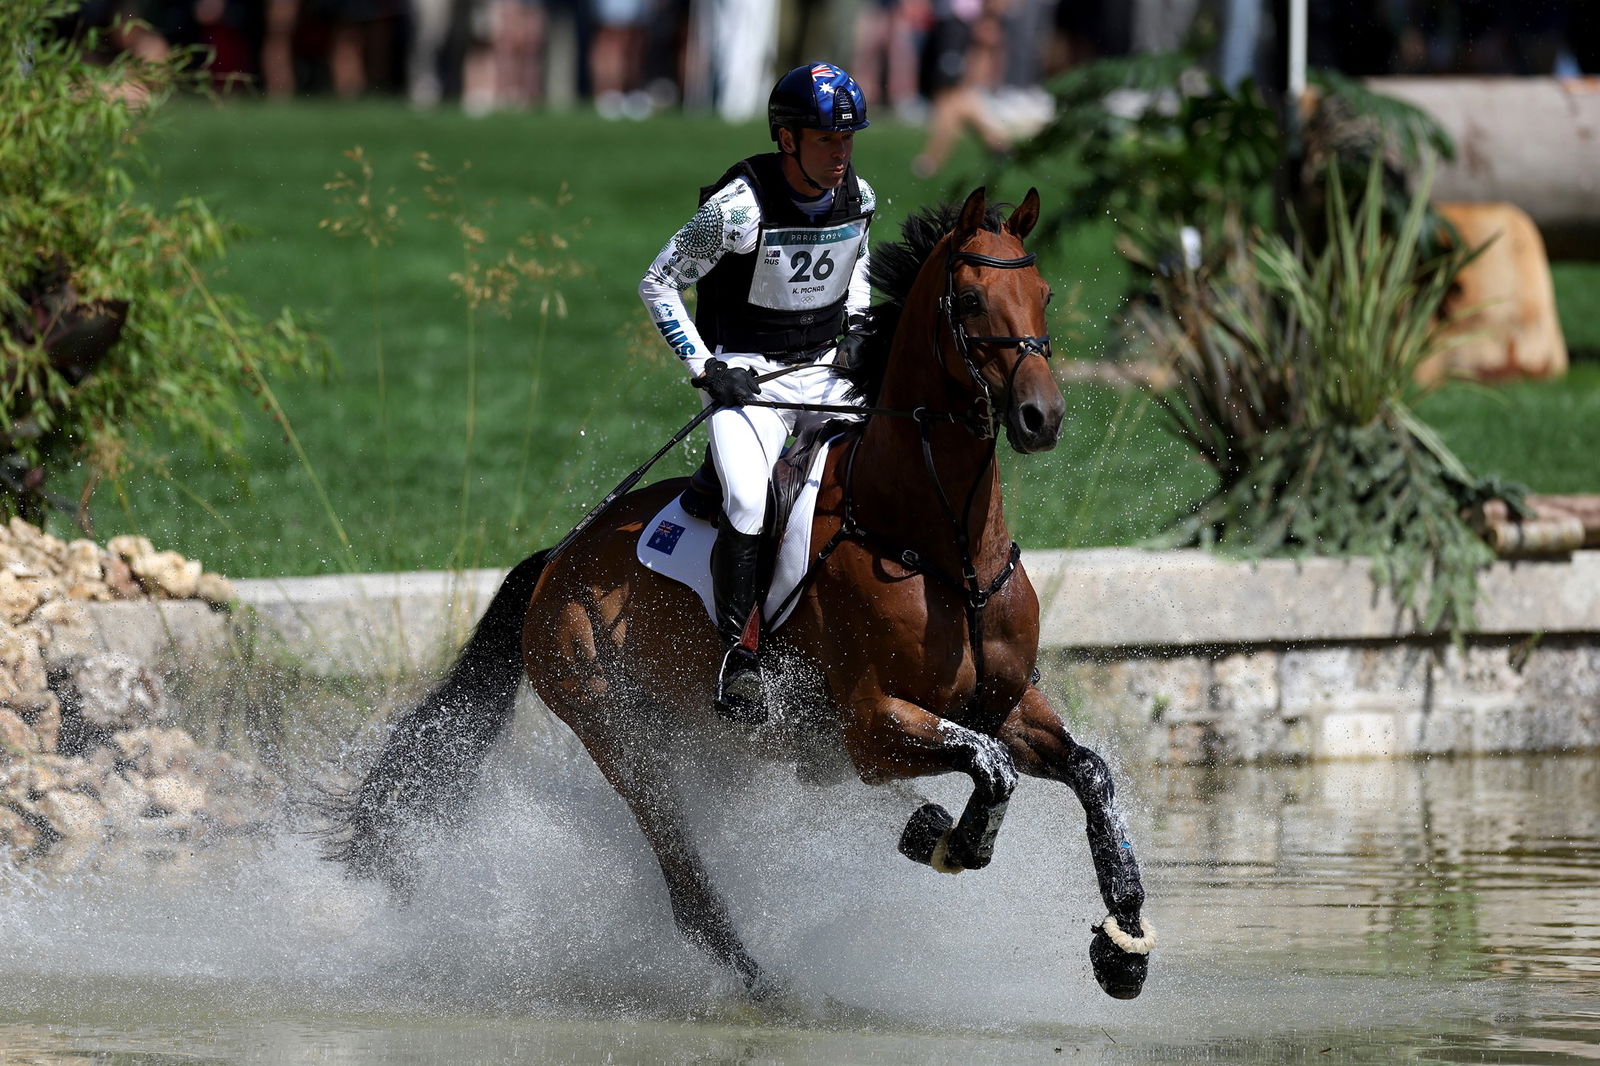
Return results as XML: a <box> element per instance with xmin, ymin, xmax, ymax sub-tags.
<box><xmin>1004</xmin><ymin>392</ymin><xmax>1064</xmax><ymax>454</ymax></box>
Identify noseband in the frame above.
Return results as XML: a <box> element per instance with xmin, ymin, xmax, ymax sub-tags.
<box><xmin>939</xmin><ymin>247</ymin><xmax>1053</xmax><ymax>439</ymax></box>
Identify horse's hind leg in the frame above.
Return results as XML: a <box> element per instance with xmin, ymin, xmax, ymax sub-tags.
<box><xmin>1000</xmin><ymin>687</ymin><xmax>1155</xmax><ymax>999</ymax></box>
<box><xmin>570</xmin><ymin>721</ymin><xmax>773</xmax><ymax>1000</ymax></box>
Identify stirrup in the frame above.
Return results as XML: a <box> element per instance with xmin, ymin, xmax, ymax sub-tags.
<box><xmin>681</xmin><ymin>457</ymin><xmax>722</xmax><ymax>522</ymax></box>
<box><xmin>679</xmin><ymin>483</ymin><xmax>720</xmax><ymax>523</ymax></box>
<box><xmin>715</xmin><ymin>645</ymin><xmax>766</xmax><ymax>725</ymax></box>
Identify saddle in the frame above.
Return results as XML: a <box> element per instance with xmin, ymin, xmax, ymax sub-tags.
<box><xmin>636</xmin><ymin>421</ymin><xmax>860</xmax><ymax>631</ymax></box>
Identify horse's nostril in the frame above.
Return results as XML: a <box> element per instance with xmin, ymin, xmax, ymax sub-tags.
<box><xmin>1020</xmin><ymin>403</ymin><xmax>1045</xmax><ymax>436</ymax></box>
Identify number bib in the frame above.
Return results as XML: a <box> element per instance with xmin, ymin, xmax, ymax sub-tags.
<box><xmin>747</xmin><ymin>222</ymin><xmax>866</xmax><ymax>312</ymax></box>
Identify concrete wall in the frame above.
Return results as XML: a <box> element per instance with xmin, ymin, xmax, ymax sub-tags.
<box><xmin>1025</xmin><ymin>550</ymin><xmax>1600</xmax><ymax>763</ymax></box>
<box><xmin>82</xmin><ymin>549</ymin><xmax>1600</xmax><ymax>765</ymax></box>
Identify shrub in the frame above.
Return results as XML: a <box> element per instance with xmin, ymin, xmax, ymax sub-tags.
<box><xmin>1</xmin><ymin>1</ymin><xmax>320</xmax><ymax>530</ymax></box>
<box><xmin>1131</xmin><ymin>162</ymin><xmax>1524</xmax><ymax>632</ymax></box>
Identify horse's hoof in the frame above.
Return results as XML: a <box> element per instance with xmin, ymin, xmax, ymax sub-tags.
<box><xmin>1089</xmin><ymin>920</ymin><xmax>1152</xmax><ymax>1000</ymax></box>
<box><xmin>898</xmin><ymin>802</ymin><xmax>958</xmax><ymax>870</ymax></box>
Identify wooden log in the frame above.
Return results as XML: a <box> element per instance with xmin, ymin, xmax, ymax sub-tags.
<box><xmin>1473</xmin><ymin>494</ymin><xmax>1600</xmax><ymax>555</ymax></box>
<box><xmin>1368</xmin><ymin>77</ymin><xmax>1600</xmax><ymax>260</ymax></box>
<box><xmin>1484</xmin><ymin>516</ymin><xmax>1586</xmax><ymax>558</ymax></box>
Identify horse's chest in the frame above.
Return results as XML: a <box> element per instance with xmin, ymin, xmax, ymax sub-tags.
<box><xmin>871</xmin><ymin>578</ymin><xmax>1036</xmax><ymax>715</ymax></box>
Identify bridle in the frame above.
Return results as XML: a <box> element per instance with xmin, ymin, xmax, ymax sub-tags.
<box><xmin>938</xmin><ymin>244</ymin><xmax>1054</xmax><ymax>440</ymax></box>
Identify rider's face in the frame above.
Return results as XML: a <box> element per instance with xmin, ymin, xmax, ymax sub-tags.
<box><xmin>783</xmin><ymin>127</ymin><xmax>855</xmax><ymax>191</ymax></box>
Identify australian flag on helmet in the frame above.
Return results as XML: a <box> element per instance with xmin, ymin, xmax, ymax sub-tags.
<box><xmin>769</xmin><ymin>62</ymin><xmax>870</xmax><ymax>139</ymax></box>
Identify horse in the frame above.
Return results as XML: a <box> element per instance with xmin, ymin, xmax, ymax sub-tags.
<box><xmin>323</xmin><ymin>186</ymin><xmax>1156</xmax><ymax>1002</ymax></box>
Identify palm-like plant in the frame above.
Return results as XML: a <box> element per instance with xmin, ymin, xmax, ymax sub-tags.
<box><xmin>1130</xmin><ymin>161</ymin><xmax>1522</xmax><ymax>632</ymax></box>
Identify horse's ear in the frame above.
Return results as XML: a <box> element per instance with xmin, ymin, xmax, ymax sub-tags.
<box><xmin>956</xmin><ymin>186</ymin><xmax>988</xmax><ymax>241</ymax></box>
<box><xmin>1006</xmin><ymin>187</ymin><xmax>1041</xmax><ymax>240</ymax></box>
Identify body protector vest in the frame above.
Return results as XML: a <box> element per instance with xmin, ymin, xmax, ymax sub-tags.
<box><xmin>694</xmin><ymin>153</ymin><xmax>871</xmax><ymax>357</ymax></box>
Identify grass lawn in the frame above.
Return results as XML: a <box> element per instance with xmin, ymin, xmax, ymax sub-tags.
<box><xmin>102</xmin><ymin>99</ymin><xmax>1597</xmax><ymax>577</ymax></box>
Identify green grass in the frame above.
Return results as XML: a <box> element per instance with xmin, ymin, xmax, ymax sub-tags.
<box><xmin>97</xmin><ymin>99</ymin><xmax>1598</xmax><ymax>577</ymax></box>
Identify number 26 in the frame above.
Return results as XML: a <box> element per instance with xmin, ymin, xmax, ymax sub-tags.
<box><xmin>788</xmin><ymin>250</ymin><xmax>835</xmax><ymax>283</ymax></box>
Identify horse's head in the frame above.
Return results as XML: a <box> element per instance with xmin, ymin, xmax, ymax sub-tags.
<box><xmin>940</xmin><ymin>186</ymin><xmax>1063</xmax><ymax>454</ymax></box>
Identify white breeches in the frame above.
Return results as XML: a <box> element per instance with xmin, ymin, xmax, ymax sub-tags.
<box><xmin>707</xmin><ymin>350</ymin><xmax>862</xmax><ymax>536</ymax></box>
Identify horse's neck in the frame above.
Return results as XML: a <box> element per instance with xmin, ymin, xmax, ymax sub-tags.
<box><xmin>852</xmin><ymin>297</ymin><xmax>1012</xmax><ymax>569</ymax></box>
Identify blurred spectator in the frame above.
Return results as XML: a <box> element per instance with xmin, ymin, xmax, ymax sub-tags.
<box><xmin>593</xmin><ymin>0</ymin><xmax>649</xmax><ymax>117</ymax></box>
<box><xmin>782</xmin><ymin>0</ymin><xmax>855</xmax><ymax>71</ymax></box>
<box><xmin>686</xmin><ymin>0</ymin><xmax>779</xmax><ymax>120</ymax></box>
<box><xmin>911</xmin><ymin>0</ymin><xmax>1011</xmax><ymax>178</ymax></box>
<box><xmin>402</xmin><ymin>0</ymin><xmax>453</xmax><ymax>105</ymax></box>
<box><xmin>1130</xmin><ymin>0</ymin><xmax>1201</xmax><ymax>55</ymax></box>
<box><xmin>1049</xmin><ymin>0</ymin><xmax>1132</xmax><ymax>71</ymax></box>
<box><xmin>52</xmin><ymin>0</ymin><xmax>1600</xmax><ymax>113</ymax></box>
<box><xmin>462</xmin><ymin>0</ymin><xmax>545</xmax><ymax>113</ymax></box>
<box><xmin>853</xmin><ymin>0</ymin><xmax>922</xmax><ymax>120</ymax></box>
<box><xmin>635</xmin><ymin>0</ymin><xmax>689</xmax><ymax>110</ymax></box>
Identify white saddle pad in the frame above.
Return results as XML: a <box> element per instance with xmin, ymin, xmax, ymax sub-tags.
<box><xmin>636</xmin><ymin>439</ymin><xmax>835</xmax><ymax>631</ymax></box>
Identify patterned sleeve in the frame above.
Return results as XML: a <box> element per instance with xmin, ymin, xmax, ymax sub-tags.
<box><xmin>846</xmin><ymin>177</ymin><xmax>878</xmax><ymax>327</ymax></box>
<box><xmin>638</xmin><ymin>177</ymin><xmax>762</xmax><ymax>378</ymax></box>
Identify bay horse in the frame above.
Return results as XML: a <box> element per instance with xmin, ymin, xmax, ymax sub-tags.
<box><xmin>324</xmin><ymin>187</ymin><xmax>1155</xmax><ymax>1001</ymax></box>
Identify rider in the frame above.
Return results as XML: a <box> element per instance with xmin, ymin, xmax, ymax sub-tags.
<box><xmin>639</xmin><ymin>62</ymin><xmax>876</xmax><ymax>723</ymax></box>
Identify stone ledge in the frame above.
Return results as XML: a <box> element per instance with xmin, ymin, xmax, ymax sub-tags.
<box><xmin>85</xmin><ymin>569</ymin><xmax>506</xmax><ymax>675</ymax></box>
<box><xmin>1027</xmin><ymin>548</ymin><xmax>1600</xmax><ymax>649</ymax></box>
<box><xmin>80</xmin><ymin>549</ymin><xmax>1600</xmax><ymax>670</ymax></box>
<box><xmin>73</xmin><ymin>550</ymin><xmax>1600</xmax><ymax>763</ymax></box>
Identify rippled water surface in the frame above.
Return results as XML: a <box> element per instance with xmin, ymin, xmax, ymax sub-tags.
<box><xmin>2</xmin><ymin>736</ymin><xmax>1596</xmax><ymax>1065</ymax></box>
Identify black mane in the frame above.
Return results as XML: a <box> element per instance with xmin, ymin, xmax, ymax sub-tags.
<box><xmin>840</xmin><ymin>200</ymin><xmax>1010</xmax><ymax>404</ymax></box>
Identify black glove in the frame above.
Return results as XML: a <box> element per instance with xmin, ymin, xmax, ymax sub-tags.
<box><xmin>836</xmin><ymin>329</ymin><xmax>870</xmax><ymax>370</ymax></box>
<box><xmin>693</xmin><ymin>358</ymin><xmax>761</xmax><ymax>407</ymax></box>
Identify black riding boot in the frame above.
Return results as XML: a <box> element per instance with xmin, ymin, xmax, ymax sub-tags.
<box><xmin>679</xmin><ymin>446</ymin><xmax>722</xmax><ymax>522</ymax></box>
<box><xmin>710</xmin><ymin>526</ymin><xmax>764</xmax><ymax>724</ymax></box>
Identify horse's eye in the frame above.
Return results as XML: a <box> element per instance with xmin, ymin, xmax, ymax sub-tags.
<box><xmin>959</xmin><ymin>292</ymin><xmax>983</xmax><ymax>316</ymax></box>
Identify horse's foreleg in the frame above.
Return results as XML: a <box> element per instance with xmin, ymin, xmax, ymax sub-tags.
<box><xmin>1000</xmin><ymin>686</ymin><xmax>1154</xmax><ymax>998</ymax></box>
<box><xmin>576</xmin><ymin>729</ymin><xmax>772</xmax><ymax>999</ymax></box>
<box><xmin>844</xmin><ymin>696</ymin><xmax>1018</xmax><ymax>873</ymax></box>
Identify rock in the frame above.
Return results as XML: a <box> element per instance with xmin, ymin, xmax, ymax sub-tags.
<box><xmin>106</xmin><ymin>534</ymin><xmax>155</xmax><ymax>564</ymax></box>
<box><xmin>15</xmin><ymin>694</ymin><xmax>61</xmax><ymax>753</ymax></box>
<box><xmin>26</xmin><ymin>754</ymin><xmax>78</xmax><ymax>797</ymax></box>
<box><xmin>143</xmin><ymin>774</ymin><xmax>205</xmax><ymax>819</ymax></box>
<box><xmin>28</xmin><ymin>597</ymin><xmax>96</xmax><ymax>663</ymax></box>
<box><xmin>6</xmin><ymin>518</ymin><xmax>67</xmax><ymax>569</ymax></box>
<box><xmin>0</xmin><ymin>627</ymin><xmax>48</xmax><ymax>701</ymax></box>
<box><xmin>62</xmin><ymin>540</ymin><xmax>104</xmax><ymax>586</ymax></box>
<box><xmin>0</xmin><ymin>803</ymin><xmax>46</xmax><ymax>855</ymax></box>
<box><xmin>0</xmin><ymin>571</ymin><xmax>42</xmax><ymax>624</ymax></box>
<box><xmin>130</xmin><ymin>551</ymin><xmax>202</xmax><ymax>599</ymax></box>
<box><xmin>195</xmin><ymin>572</ymin><xmax>236</xmax><ymax>607</ymax></box>
<box><xmin>203</xmin><ymin>792</ymin><xmax>268</xmax><ymax>834</ymax></box>
<box><xmin>101</xmin><ymin>555</ymin><xmax>141</xmax><ymax>599</ymax></box>
<box><xmin>115</xmin><ymin>726</ymin><xmax>195</xmax><ymax>777</ymax></box>
<box><xmin>0</xmin><ymin>708</ymin><xmax>39</xmax><ymax>754</ymax></box>
<box><xmin>66</xmin><ymin>653</ymin><xmax>167</xmax><ymax>731</ymax></box>
<box><xmin>98</xmin><ymin>771</ymin><xmax>151</xmax><ymax>825</ymax></box>
<box><xmin>35</xmin><ymin>789</ymin><xmax>107</xmax><ymax>842</ymax></box>
<box><xmin>0</xmin><ymin>519</ymin><xmax>270</xmax><ymax>863</ymax></box>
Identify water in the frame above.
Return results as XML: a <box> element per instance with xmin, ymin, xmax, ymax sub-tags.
<box><xmin>2</xmin><ymin>724</ymin><xmax>1597</xmax><ymax>1065</ymax></box>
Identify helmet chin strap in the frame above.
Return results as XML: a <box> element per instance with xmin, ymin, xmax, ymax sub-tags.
<box><xmin>781</xmin><ymin>130</ymin><xmax>826</xmax><ymax>193</ymax></box>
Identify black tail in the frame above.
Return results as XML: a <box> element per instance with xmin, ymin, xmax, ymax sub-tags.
<box><xmin>319</xmin><ymin>550</ymin><xmax>551</xmax><ymax>893</ymax></box>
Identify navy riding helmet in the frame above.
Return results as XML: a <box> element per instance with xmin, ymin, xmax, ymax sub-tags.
<box><xmin>768</xmin><ymin>63</ymin><xmax>871</xmax><ymax>142</ymax></box>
